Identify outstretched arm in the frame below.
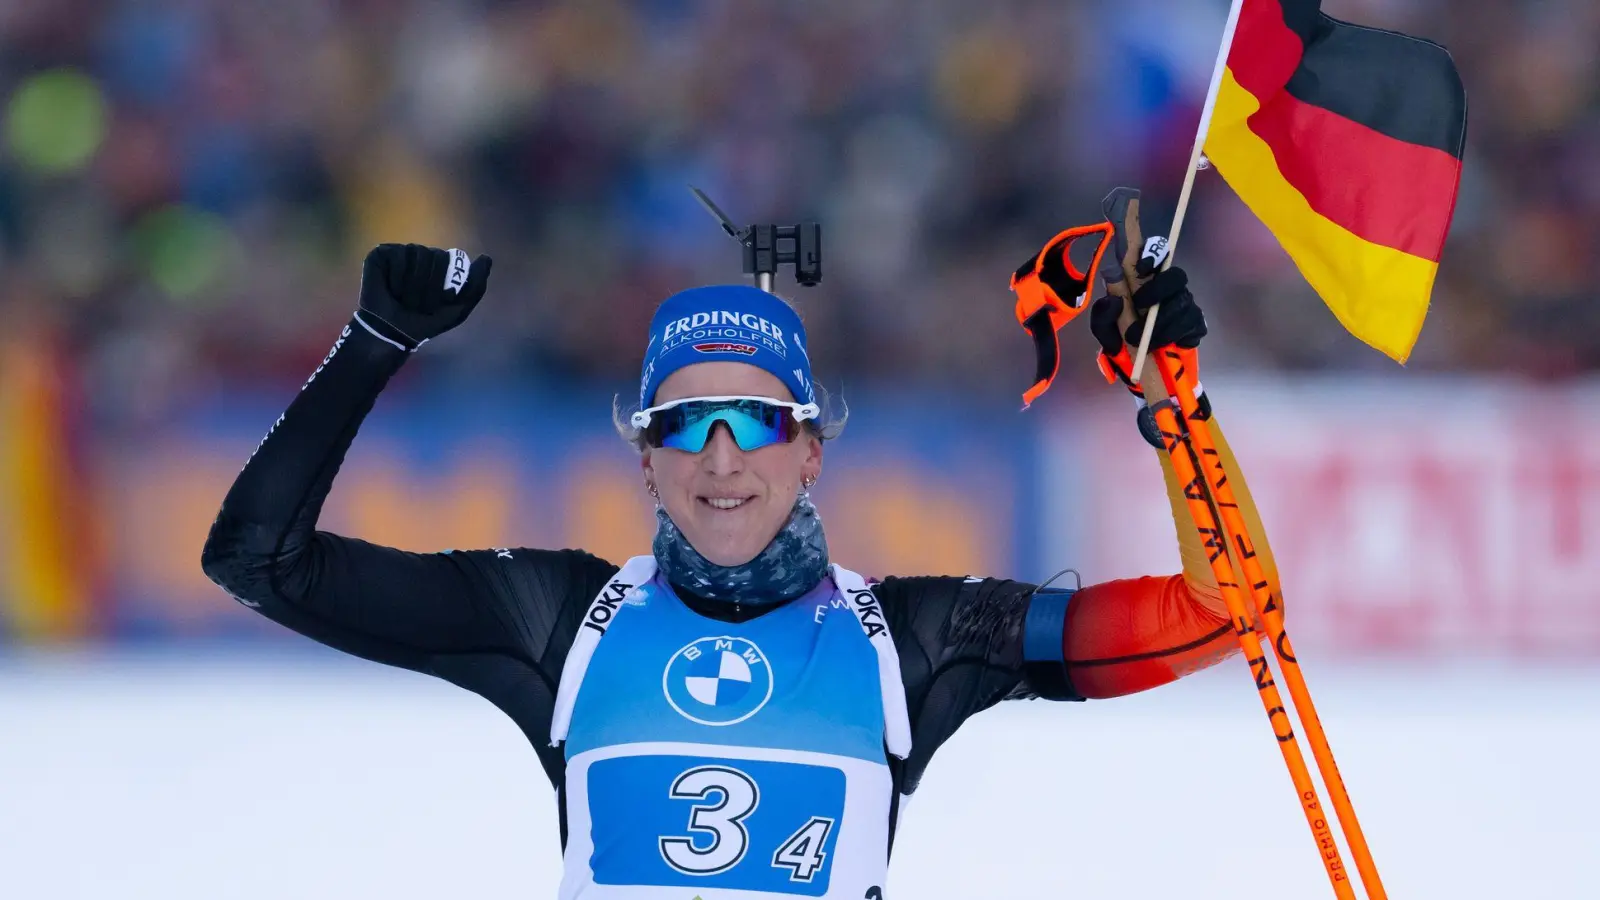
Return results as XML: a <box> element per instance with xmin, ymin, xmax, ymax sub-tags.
<box><xmin>1063</xmin><ymin>408</ymin><xmax>1280</xmax><ymax>699</ymax></box>
<box><xmin>1063</xmin><ymin>262</ymin><xmax>1280</xmax><ymax>699</ymax></box>
<box><xmin>871</xmin><ymin>407</ymin><xmax>1278</xmax><ymax>798</ymax></box>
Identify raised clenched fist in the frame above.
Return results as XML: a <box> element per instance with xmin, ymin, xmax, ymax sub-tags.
<box><xmin>356</xmin><ymin>243</ymin><xmax>492</xmax><ymax>350</ymax></box>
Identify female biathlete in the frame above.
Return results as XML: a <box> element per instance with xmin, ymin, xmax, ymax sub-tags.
<box><xmin>203</xmin><ymin>228</ymin><xmax>1281</xmax><ymax>898</ymax></box>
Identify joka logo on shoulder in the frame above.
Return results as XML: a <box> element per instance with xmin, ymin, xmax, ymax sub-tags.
<box><xmin>663</xmin><ymin>636</ymin><xmax>774</xmax><ymax>726</ymax></box>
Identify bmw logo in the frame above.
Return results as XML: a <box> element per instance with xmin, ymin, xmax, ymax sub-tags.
<box><xmin>662</xmin><ymin>636</ymin><xmax>774</xmax><ymax>726</ymax></box>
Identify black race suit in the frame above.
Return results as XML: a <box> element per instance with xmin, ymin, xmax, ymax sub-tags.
<box><xmin>200</xmin><ymin>318</ymin><xmax>1081</xmax><ymax>848</ymax></box>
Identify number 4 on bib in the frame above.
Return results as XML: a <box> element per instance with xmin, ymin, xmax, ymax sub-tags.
<box><xmin>773</xmin><ymin>816</ymin><xmax>834</xmax><ymax>883</ymax></box>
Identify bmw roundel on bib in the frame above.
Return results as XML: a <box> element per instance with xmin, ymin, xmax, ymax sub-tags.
<box><xmin>664</xmin><ymin>636</ymin><xmax>774</xmax><ymax>726</ymax></box>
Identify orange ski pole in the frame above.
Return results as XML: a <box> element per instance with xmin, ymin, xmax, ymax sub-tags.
<box><xmin>1151</xmin><ymin>349</ymin><xmax>1387</xmax><ymax>899</ymax></box>
<box><xmin>1143</xmin><ymin>378</ymin><xmax>1357</xmax><ymax>899</ymax></box>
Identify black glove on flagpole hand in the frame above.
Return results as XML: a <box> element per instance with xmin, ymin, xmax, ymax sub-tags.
<box><xmin>1088</xmin><ymin>267</ymin><xmax>1209</xmax><ymax>448</ymax></box>
<box><xmin>1088</xmin><ymin>267</ymin><xmax>1207</xmax><ymax>370</ymax></box>
<box><xmin>355</xmin><ymin>243</ymin><xmax>493</xmax><ymax>351</ymax></box>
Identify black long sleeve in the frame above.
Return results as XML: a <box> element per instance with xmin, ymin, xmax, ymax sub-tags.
<box><xmin>200</xmin><ymin>318</ymin><xmax>619</xmax><ymax>783</ymax></box>
<box><xmin>872</xmin><ymin>575</ymin><xmax>1076</xmax><ymax>801</ymax></box>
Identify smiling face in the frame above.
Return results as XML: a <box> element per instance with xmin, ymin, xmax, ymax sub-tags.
<box><xmin>642</xmin><ymin>362</ymin><xmax>823</xmax><ymax>566</ymax></box>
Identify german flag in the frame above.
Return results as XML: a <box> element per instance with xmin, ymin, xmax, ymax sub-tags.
<box><xmin>1203</xmin><ymin>0</ymin><xmax>1466</xmax><ymax>363</ymax></box>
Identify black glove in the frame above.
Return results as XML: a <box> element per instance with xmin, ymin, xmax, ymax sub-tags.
<box><xmin>356</xmin><ymin>243</ymin><xmax>493</xmax><ymax>350</ymax></box>
<box><xmin>1088</xmin><ymin>267</ymin><xmax>1207</xmax><ymax>361</ymax></box>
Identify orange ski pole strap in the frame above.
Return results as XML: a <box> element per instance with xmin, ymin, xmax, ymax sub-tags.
<box><xmin>1009</xmin><ymin>222</ymin><xmax>1114</xmax><ymax>409</ymax></box>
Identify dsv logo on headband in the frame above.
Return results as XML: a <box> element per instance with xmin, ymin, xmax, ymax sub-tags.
<box><xmin>694</xmin><ymin>342</ymin><xmax>758</xmax><ymax>355</ymax></box>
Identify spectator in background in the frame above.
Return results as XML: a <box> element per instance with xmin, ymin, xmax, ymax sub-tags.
<box><xmin>0</xmin><ymin>0</ymin><xmax>1595</xmax><ymax>427</ymax></box>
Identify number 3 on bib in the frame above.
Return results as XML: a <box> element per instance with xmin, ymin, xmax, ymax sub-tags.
<box><xmin>659</xmin><ymin>766</ymin><xmax>759</xmax><ymax>874</ymax></box>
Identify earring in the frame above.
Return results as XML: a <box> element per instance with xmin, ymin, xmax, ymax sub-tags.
<box><xmin>802</xmin><ymin>475</ymin><xmax>817</xmax><ymax>490</ymax></box>
<box><xmin>647</xmin><ymin>483</ymin><xmax>659</xmax><ymax>500</ymax></box>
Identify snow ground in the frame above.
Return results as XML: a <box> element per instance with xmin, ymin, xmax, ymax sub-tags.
<box><xmin>2</xmin><ymin>653</ymin><xmax>1595</xmax><ymax>899</ymax></box>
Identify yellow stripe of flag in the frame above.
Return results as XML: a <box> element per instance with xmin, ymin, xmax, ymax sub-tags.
<box><xmin>1204</xmin><ymin>69</ymin><xmax>1439</xmax><ymax>363</ymax></box>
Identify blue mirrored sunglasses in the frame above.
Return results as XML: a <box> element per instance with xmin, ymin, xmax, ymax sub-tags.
<box><xmin>630</xmin><ymin>395</ymin><xmax>820</xmax><ymax>453</ymax></box>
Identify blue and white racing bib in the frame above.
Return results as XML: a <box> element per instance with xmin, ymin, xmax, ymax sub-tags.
<box><xmin>552</xmin><ymin>560</ymin><xmax>907</xmax><ymax>899</ymax></box>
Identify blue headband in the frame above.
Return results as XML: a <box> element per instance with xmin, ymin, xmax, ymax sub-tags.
<box><xmin>639</xmin><ymin>284</ymin><xmax>815</xmax><ymax>408</ymax></box>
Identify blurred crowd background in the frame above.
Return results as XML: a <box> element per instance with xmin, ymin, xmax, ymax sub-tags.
<box><xmin>1</xmin><ymin>0</ymin><xmax>1596</xmax><ymax>423</ymax></box>
<box><xmin>1</xmin><ymin>0</ymin><xmax>1599</xmax><ymax>650</ymax></box>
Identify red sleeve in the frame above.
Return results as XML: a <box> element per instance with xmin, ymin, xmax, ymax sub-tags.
<box><xmin>1062</xmin><ymin>575</ymin><xmax>1239</xmax><ymax>699</ymax></box>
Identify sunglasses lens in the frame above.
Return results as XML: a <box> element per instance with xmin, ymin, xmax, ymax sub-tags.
<box><xmin>649</xmin><ymin>400</ymin><xmax>800</xmax><ymax>452</ymax></box>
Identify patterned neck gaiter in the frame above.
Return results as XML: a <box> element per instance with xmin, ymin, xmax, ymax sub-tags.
<box><xmin>652</xmin><ymin>493</ymin><xmax>830</xmax><ymax>608</ymax></box>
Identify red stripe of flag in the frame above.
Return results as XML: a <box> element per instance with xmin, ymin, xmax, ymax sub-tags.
<box><xmin>1247</xmin><ymin>92</ymin><xmax>1462</xmax><ymax>261</ymax></box>
<box><xmin>1227</xmin><ymin>0</ymin><xmax>1306</xmax><ymax>99</ymax></box>
<box><xmin>1221</xmin><ymin>0</ymin><xmax>1461</xmax><ymax>260</ymax></box>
